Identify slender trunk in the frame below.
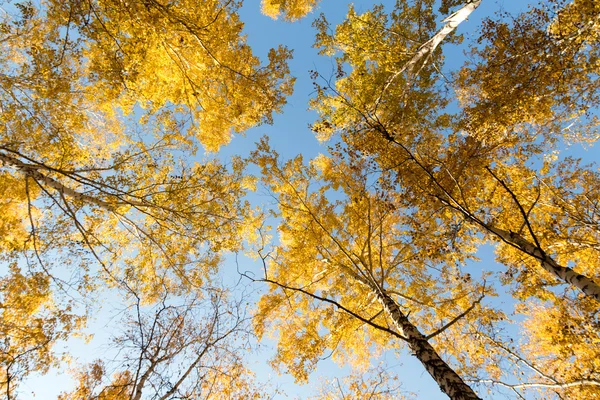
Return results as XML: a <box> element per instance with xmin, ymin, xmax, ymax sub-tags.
<box><xmin>356</xmin><ymin>277</ymin><xmax>481</xmax><ymax>400</ymax></box>
<box><xmin>157</xmin><ymin>347</ymin><xmax>207</xmax><ymax>400</ymax></box>
<box><xmin>485</xmin><ymin>225</ymin><xmax>600</xmax><ymax>301</ymax></box>
<box><xmin>131</xmin><ymin>363</ymin><xmax>154</xmax><ymax>400</ymax></box>
<box><xmin>6</xmin><ymin>370</ymin><xmax>10</xmax><ymax>400</ymax></box>
<box><xmin>404</xmin><ymin>0</ymin><xmax>482</xmax><ymax>75</ymax></box>
<box><xmin>0</xmin><ymin>152</ymin><xmax>116</xmax><ymax>211</ymax></box>
<box><xmin>377</xmin><ymin>0</ymin><xmax>482</xmax><ymax>105</ymax></box>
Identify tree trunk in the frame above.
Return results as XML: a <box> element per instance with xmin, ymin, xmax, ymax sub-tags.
<box><xmin>357</xmin><ymin>276</ymin><xmax>481</xmax><ymax>400</ymax></box>
<box><xmin>403</xmin><ymin>0</ymin><xmax>482</xmax><ymax>75</ymax></box>
<box><xmin>486</xmin><ymin>224</ymin><xmax>600</xmax><ymax>301</ymax></box>
<box><xmin>0</xmin><ymin>151</ymin><xmax>116</xmax><ymax>211</ymax></box>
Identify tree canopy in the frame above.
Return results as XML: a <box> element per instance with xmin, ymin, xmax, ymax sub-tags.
<box><xmin>1</xmin><ymin>0</ymin><xmax>599</xmax><ymax>399</ymax></box>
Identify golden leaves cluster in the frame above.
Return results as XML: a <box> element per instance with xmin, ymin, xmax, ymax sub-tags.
<box><xmin>252</xmin><ymin>138</ymin><xmax>500</xmax><ymax>384</ymax></box>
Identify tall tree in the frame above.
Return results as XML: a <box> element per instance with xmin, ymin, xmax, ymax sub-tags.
<box><xmin>0</xmin><ymin>0</ymin><xmax>293</xmax><ymax>291</ymax></box>
<box><xmin>250</xmin><ymin>139</ymin><xmax>504</xmax><ymax>399</ymax></box>
<box><xmin>311</xmin><ymin>0</ymin><xmax>600</xmax><ymax>301</ymax></box>
<box><xmin>308</xmin><ymin>0</ymin><xmax>600</xmax><ymax>397</ymax></box>
<box><xmin>57</xmin><ymin>286</ymin><xmax>268</xmax><ymax>400</ymax></box>
<box><xmin>0</xmin><ymin>0</ymin><xmax>291</xmax><ymax>394</ymax></box>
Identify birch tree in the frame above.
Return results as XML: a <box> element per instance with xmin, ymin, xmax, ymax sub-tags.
<box><xmin>58</xmin><ymin>286</ymin><xmax>268</xmax><ymax>400</ymax></box>
<box><xmin>311</xmin><ymin>0</ymin><xmax>600</xmax><ymax>301</ymax></box>
<box><xmin>0</xmin><ymin>0</ymin><xmax>289</xmax><ymax>394</ymax></box>
<box><xmin>308</xmin><ymin>0</ymin><xmax>600</xmax><ymax>397</ymax></box>
<box><xmin>250</xmin><ymin>140</ymin><xmax>504</xmax><ymax>400</ymax></box>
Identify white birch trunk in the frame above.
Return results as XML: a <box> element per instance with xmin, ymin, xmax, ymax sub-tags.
<box><xmin>404</xmin><ymin>0</ymin><xmax>482</xmax><ymax>75</ymax></box>
<box><xmin>486</xmin><ymin>224</ymin><xmax>600</xmax><ymax>301</ymax></box>
<box><xmin>0</xmin><ymin>152</ymin><xmax>117</xmax><ymax>211</ymax></box>
<box><xmin>353</xmin><ymin>274</ymin><xmax>481</xmax><ymax>400</ymax></box>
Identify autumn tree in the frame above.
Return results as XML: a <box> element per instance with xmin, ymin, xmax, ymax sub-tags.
<box><xmin>306</xmin><ymin>0</ymin><xmax>600</xmax><ymax>398</ymax></box>
<box><xmin>311</xmin><ymin>0</ymin><xmax>600</xmax><ymax>298</ymax></box>
<box><xmin>261</xmin><ymin>0</ymin><xmax>322</xmax><ymax>21</ymax></box>
<box><xmin>0</xmin><ymin>133</ymin><xmax>259</xmax><ymax>395</ymax></box>
<box><xmin>0</xmin><ymin>264</ymin><xmax>84</xmax><ymax>399</ymax></box>
<box><xmin>248</xmin><ymin>139</ymin><xmax>508</xmax><ymax>399</ymax></box>
<box><xmin>0</xmin><ymin>0</ymin><xmax>293</xmax><ymax>292</ymax></box>
<box><xmin>0</xmin><ymin>0</ymin><xmax>290</xmax><ymax>394</ymax></box>
<box><xmin>309</xmin><ymin>363</ymin><xmax>411</xmax><ymax>399</ymax></box>
<box><xmin>58</xmin><ymin>285</ymin><xmax>269</xmax><ymax>400</ymax></box>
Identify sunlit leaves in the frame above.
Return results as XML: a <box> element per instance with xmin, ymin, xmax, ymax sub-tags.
<box><xmin>252</xmin><ymin>139</ymin><xmax>500</xmax><ymax>391</ymax></box>
<box><xmin>0</xmin><ymin>0</ymin><xmax>293</xmax><ymax>394</ymax></box>
<box><xmin>0</xmin><ymin>263</ymin><xmax>84</xmax><ymax>397</ymax></box>
<box><xmin>45</xmin><ymin>0</ymin><xmax>294</xmax><ymax>151</ymax></box>
<box><xmin>261</xmin><ymin>0</ymin><xmax>321</xmax><ymax>21</ymax></box>
<box><xmin>457</xmin><ymin>0</ymin><xmax>600</xmax><ymax>153</ymax></box>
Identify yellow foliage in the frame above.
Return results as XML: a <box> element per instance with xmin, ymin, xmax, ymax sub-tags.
<box><xmin>252</xmin><ymin>143</ymin><xmax>502</xmax><ymax>385</ymax></box>
<box><xmin>261</xmin><ymin>0</ymin><xmax>321</xmax><ymax>21</ymax></box>
<box><xmin>1</xmin><ymin>264</ymin><xmax>85</xmax><ymax>396</ymax></box>
<box><xmin>0</xmin><ymin>0</ymin><xmax>292</xmax><ymax>394</ymax></box>
<box><xmin>0</xmin><ymin>174</ymin><xmax>31</xmax><ymax>251</ymax></box>
<box><xmin>304</xmin><ymin>0</ymin><xmax>600</xmax><ymax>396</ymax></box>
